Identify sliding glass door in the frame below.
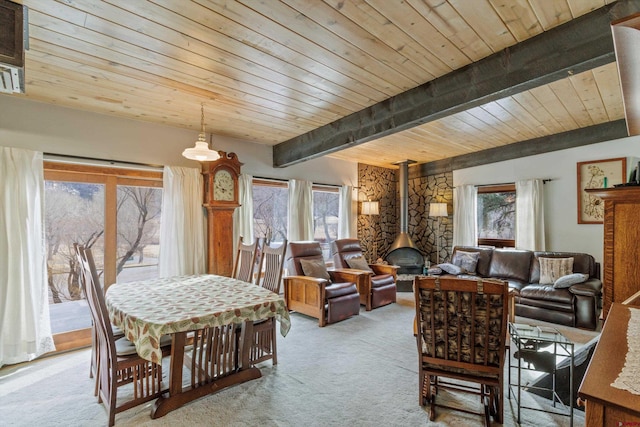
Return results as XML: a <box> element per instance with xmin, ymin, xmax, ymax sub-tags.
<box><xmin>44</xmin><ymin>163</ymin><xmax>162</xmax><ymax>351</ymax></box>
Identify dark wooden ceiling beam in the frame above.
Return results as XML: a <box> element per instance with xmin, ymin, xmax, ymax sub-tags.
<box><xmin>273</xmin><ymin>0</ymin><xmax>640</xmax><ymax>168</ymax></box>
<box><xmin>410</xmin><ymin>119</ymin><xmax>629</xmax><ymax>178</ymax></box>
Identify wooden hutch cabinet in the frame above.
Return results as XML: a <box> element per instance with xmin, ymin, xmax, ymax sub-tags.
<box><xmin>587</xmin><ymin>186</ymin><xmax>640</xmax><ymax>319</ymax></box>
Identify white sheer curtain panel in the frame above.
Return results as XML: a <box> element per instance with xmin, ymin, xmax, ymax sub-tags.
<box><xmin>338</xmin><ymin>185</ymin><xmax>353</xmax><ymax>238</ymax></box>
<box><xmin>516</xmin><ymin>179</ymin><xmax>546</xmax><ymax>251</ymax></box>
<box><xmin>288</xmin><ymin>179</ymin><xmax>313</xmax><ymax>241</ymax></box>
<box><xmin>0</xmin><ymin>147</ymin><xmax>55</xmax><ymax>367</ymax></box>
<box><xmin>452</xmin><ymin>184</ymin><xmax>478</xmax><ymax>248</ymax></box>
<box><xmin>233</xmin><ymin>173</ymin><xmax>254</xmax><ymax>252</ymax></box>
<box><xmin>158</xmin><ymin>166</ymin><xmax>206</xmax><ymax>277</ymax></box>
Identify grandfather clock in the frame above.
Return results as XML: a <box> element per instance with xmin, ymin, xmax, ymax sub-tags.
<box><xmin>202</xmin><ymin>151</ymin><xmax>242</xmax><ymax>276</ymax></box>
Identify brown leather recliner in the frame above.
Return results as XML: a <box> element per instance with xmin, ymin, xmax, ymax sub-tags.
<box><xmin>331</xmin><ymin>238</ymin><xmax>398</xmax><ymax>311</ymax></box>
<box><xmin>284</xmin><ymin>241</ymin><xmax>361</xmax><ymax>327</ymax></box>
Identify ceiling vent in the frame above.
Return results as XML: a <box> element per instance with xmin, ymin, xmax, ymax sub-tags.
<box><xmin>0</xmin><ymin>64</ymin><xmax>22</xmax><ymax>93</ymax></box>
<box><xmin>0</xmin><ymin>0</ymin><xmax>27</xmax><ymax>93</ymax></box>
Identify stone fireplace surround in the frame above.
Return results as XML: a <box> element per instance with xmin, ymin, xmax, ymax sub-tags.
<box><xmin>357</xmin><ymin>163</ymin><xmax>453</xmax><ymax>269</ymax></box>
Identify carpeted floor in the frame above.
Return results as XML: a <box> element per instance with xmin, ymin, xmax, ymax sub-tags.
<box><xmin>0</xmin><ymin>293</ymin><xmax>598</xmax><ymax>426</ymax></box>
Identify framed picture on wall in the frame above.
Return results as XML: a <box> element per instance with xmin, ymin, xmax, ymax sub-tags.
<box><xmin>577</xmin><ymin>157</ymin><xmax>626</xmax><ymax>224</ymax></box>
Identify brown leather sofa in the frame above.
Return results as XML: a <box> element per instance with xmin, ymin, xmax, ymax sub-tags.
<box><xmin>331</xmin><ymin>238</ymin><xmax>398</xmax><ymax>311</ymax></box>
<box><xmin>450</xmin><ymin>246</ymin><xmax>602</xmax><ymax>330</ymax></box>
<box><xmin>283</xmin><ymin>241</ymin><xmax>361</xmax><ymax>327</ymax></box>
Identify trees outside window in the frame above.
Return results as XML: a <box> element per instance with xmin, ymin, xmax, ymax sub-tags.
<box><xmin>251</xmin><ymin>180</ymin><xmax>340</xmax><ymax>261</ymax></box>
<box><xmin>44</xmin><ymin>163</ymin><xmax>162</xmax><ymax>348</ymax></box>
<box><xmin>253</xmin><ymin>180</ymin><xmax>288</xmax><ymax>243</ymax></box>
<box><xmin>312</xmin><ymin>186</ymin><xmax>339</xmax><ymax>260</ymax></box>
<box><xmin>477</xmin><ymin>184</ymin><xmax>516</xmax><ymax>248</ymax></box>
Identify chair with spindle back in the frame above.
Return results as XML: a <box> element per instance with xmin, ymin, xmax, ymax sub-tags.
<box><xmin>251</xmin><ymin>239</ymin><xmax>288</xmax><ymax>365</ymax></box>
<box><xmin>76</xmin><ymin>245</ymin><xmax>168</xmax><ymax>427</ymax></box>
<box><xmin>232</xmin><ymin>237</ymin><xmax>259</xmax><ymax>283</ymax></box>
<box><xmin>74</xmin><ymin>244</ymin><xmax>124</xmax><ymax>397</ymax></box>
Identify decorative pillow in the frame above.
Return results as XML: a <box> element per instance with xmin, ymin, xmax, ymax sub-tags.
<box><xmin>426</xmin><ymin>267</ymin><xmax>443</xmax><ymax>276</ymax></box>
<box><xmin>539</xmin><ymin>257</ymin><xmax>574</xmax><ymax>285</ymax></box>
<box><xmin>299</xmin><ymin>258</ymin><xmax>331</xmax><ymax>280</ymax></box>
<box><xmin>452</xmin><ymin>250</ymin><xmax>480</xmax><ymax>275</ymax></box>
<box><xmin>553</xmin><ymin>273</ymin><xmax>589</xmax><ymax>289</ymax></box>
<box><xmin>438</xmin><ymin>263</ymin><xmax>463</xmax><ymax>275</ymax></box>
<box><xmin>345</xmin><ymin>256</ymin><xmax>373</xmax><ymax>272</ymax></box>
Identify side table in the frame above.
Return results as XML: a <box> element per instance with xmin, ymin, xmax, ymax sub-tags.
<box><xmin>508</xmin><ymin>322</ymin><xmax>575</xmax><ymax>427</ymax></box>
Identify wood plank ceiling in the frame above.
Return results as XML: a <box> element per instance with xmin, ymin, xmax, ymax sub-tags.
<box><xmin>5</xmin><ymin>0</ymin><xmax>632</xmax><ymax>168</ymax></box>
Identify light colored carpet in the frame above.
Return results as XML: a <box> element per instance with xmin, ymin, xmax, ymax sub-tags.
<box><xmin>0</xmin><ymin>293</ymin><xmax>597</xmax><ymax>426</ymax></box>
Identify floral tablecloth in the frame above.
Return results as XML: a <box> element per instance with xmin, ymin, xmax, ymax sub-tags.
<box><xmin>106</xmin><ymin>274</ymin><xmax>291</xmax><ymax>363</ymax></box>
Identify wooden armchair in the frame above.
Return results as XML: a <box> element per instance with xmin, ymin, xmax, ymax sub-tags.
<box><xmin>284</xmin><ymin>241</ymin><xmax>361</xmax><ymax>327</ymax></box>
<box><xmin>414</xmin><ymin>276</ymin><xmax>509</xmax><ymax>426</ymax></box>
<box><xmin>331</xmin><ymin>238</ymin><xmax>398</xmax><ymax>311</ymax></box>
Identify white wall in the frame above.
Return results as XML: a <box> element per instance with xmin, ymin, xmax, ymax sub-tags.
<box><xmin>453</xmin><ymin>135</ymin><xmax>640</xmax><ymax>265</ymax></box>
<box><xmin>0</xmin><ymin>96</ymin><xmax>357</xmax><ymax>185</ymax></box>
<box><xmin>0</xmin><ymin>95</ymin><xmax>359</xmax><ymax>235</ymax></box>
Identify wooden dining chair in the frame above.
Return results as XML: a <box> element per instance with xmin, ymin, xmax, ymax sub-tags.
<box><xmin>74</xmin><ymin>244</ymin><xmax>124</xmax><ymax>397</ymax></box>
<box><xmin>76</xmin><ymin>245</ymin><xmax>168</xmax><ymax>427</ymax></box>
<box><xmin>414</xmin><ymin>276</ymin><xmax>509</xmax><ymax>426</ymax></box>
<box><xmin>232</xmin><ymin>237</ymin><xmax>259</xmax><ymax>283</ymax></box>
<box><xmin>251</xmin><ymin>239</ymin><xmax>288</xmax><ymax>366</ymax></box>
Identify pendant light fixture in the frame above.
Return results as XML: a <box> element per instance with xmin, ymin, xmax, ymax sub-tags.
<box><xmin>182</xmin><ymin>103</ymin><xmax>221</xmax><ymax>161</ymax></box>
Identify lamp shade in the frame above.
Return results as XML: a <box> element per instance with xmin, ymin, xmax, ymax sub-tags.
<box><xmin>429</xmin><ymin>202</ymin><xmax>447</xmax><ymax>217</ymax></box>
<box><xmin>362</xmin><ymin>200</ymin><xmax>379</xmax><ymax>215</ymax></box>
<box><xmin>182</xmin><ymin>103</ymin><xmax>221</xmax><ymax>162</ymax></box>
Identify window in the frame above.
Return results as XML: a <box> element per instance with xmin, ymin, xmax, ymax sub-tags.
<box><xmin>477</xmin><ymin>184</ymin><xmax>516</xmax><ymax>248</ymax></box>
<box><xmin>251</xmin><ymin>179</ymin><xmax>341</xmax><ymax>261</ymax></box>
<box><xmin>253</xmin><ymin>179</ymin><xmax>288</xmax><ymax>243</ymax></box>
<box><xmin>44</xmin><ymin>162</ymin><xmax>162</xmax><ymax>350</ymax></box>
<box><xmin>312</xmin><ymin>185</ymin><xmax>340</xmax><ymax>261</ymax></box>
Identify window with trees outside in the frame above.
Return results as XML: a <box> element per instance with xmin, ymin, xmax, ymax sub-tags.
<box><xmin>477</xmin><ymin>184</ymin><xmax>516</xmax><ymax>248</ymax></box>
<box><xmin>44</xmin><ymin>162</ymin><xmax>162</xmax><ymax>351</ymax></box>
<box><xmin>252</xmin><ymin>179</ymin><xmax>340</xmax><ymax>261</ymax></box>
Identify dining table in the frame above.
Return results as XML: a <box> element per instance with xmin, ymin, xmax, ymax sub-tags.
<box><xmin>105</xmin><ymin>274</ymin><xmax>291</xmax><ymax>418</ymax></box>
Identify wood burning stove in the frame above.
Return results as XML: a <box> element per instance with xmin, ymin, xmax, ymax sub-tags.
<box><xmin>385</xmin><ymin>160</ymin><xmax>424</xmax><ymax>274</ymax></box>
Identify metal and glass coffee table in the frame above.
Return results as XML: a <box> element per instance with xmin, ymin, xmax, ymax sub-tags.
<box><xmin>508</xmin><ymin>322</ymin><xmax>575</xmax><ymax>427</ymax></box>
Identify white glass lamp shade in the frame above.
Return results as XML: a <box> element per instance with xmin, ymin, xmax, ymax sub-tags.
<box><xmin>429</xmin><ymin>202</ymin><xmax>447</xmax><ymax>217</ymax></box>
<box><xmin>182</xmin><ymin>135</ymin><xmax>221</xmax><ymax>162</ymax></box>
<box><xmin>182</xmin><ymin>103</ymin><xmax>222</xmax><ymax>162</ymax></box>
<box><xmin>362</xmin><ymin>200</ymin><xmax>379</xmax><ymax>215</ymax></box>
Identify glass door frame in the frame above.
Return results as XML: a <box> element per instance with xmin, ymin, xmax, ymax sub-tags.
<box><xmin>44</xmin><ymin>161</ymin><xmax>162</xmax><ymax>352</ymax></box>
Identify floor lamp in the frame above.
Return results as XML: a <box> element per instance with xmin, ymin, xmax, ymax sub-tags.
<box><xmin>429</xmin><ymin>202</ymin><xmax>447</xmax><ymax>264</ymax></box>
<box><xmin>362</xmin><ymin>200</ymin><xmax>380</xmax><ymax>263</ymax></box>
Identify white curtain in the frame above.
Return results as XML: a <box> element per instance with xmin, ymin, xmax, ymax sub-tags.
<box><xmin>233</xmin><ymin>173</ymin><xmax>254</xmax><ymax>252</ymax></box>
<box><xmin>158</xmin><ymin>166</ymin><xmax>206</xmax><ymax>277</ymax></box>
<box><xmin>452</xmin><ymin>184</ymin><xmax>478</xmax><ymax>248</ymax></box>
<box><xmin>516</xmin><ymin>179</ymin><xmax>546</xmax><ymax>251</ymax></box>
<box><xmin>0</xmin><ymin>147</ymin><xmax>55</xmax><ymax>367</ymax></box>
<box><xmin>338</xmin><ymin>185</ymin><xmax>353</xmax><ymax>238</ymax></box>
<box><xmin>288</xmin><ymin>179</ymin><xmax>313</xmax><ymax>241</ymax></box>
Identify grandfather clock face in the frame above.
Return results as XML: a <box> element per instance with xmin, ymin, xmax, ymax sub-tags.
<box><xmin>213</xmin><ymin>169</ymin><xmax>234</xmax><ymax>201</ymax></box>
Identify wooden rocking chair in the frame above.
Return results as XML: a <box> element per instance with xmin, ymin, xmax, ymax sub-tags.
<box><xmin>414</xmin><ymin>276</ymin><xmax>509</xmax><ymax>426</ymax></box>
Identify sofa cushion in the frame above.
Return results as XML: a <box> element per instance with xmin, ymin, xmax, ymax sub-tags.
<box><xmin>554</xmin><ymin>273</ymin><xmax>588</xmax><ymax>289</ymax></box>
<box><xmin>300</xmin><ymin>258</ymin><xmax>331</xmax><ymax>280</ymax></box>
<box><xmin>345</xmin><ymin>255</ymin><xmax>373</xmax><ymax>272</ymax></box>
<box><xmin>532</xmin><ymin>252</ymin><xmax>597</xmax><ymax>283</ymax></box>
<box><xmin>539</xmin><ymin>257</ymin><xmax>573</xmax><ymax>285</ymax></box>
<box><xmin>452</xmin><ymin>246</ymin><xmax>494</xmax><ymax>277</ymax></box>
<box><xmin>452</xmin><ymin>250</ymin><xmax>479</xmax><ymax>274</ymax></box>
<box><xmin>488</xmin><ymin>249</ymin><xmax>532</xmax><ymax>283</ymax></box>
<box><xmin>519</xmin><ymin>285</ymin><xmax>574</xmax><ymax>305</ymax></box>
<box><xmin>438</xmin><ymin>263</ymin><xmax>463</xmax><ymax>275</ymax></box>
